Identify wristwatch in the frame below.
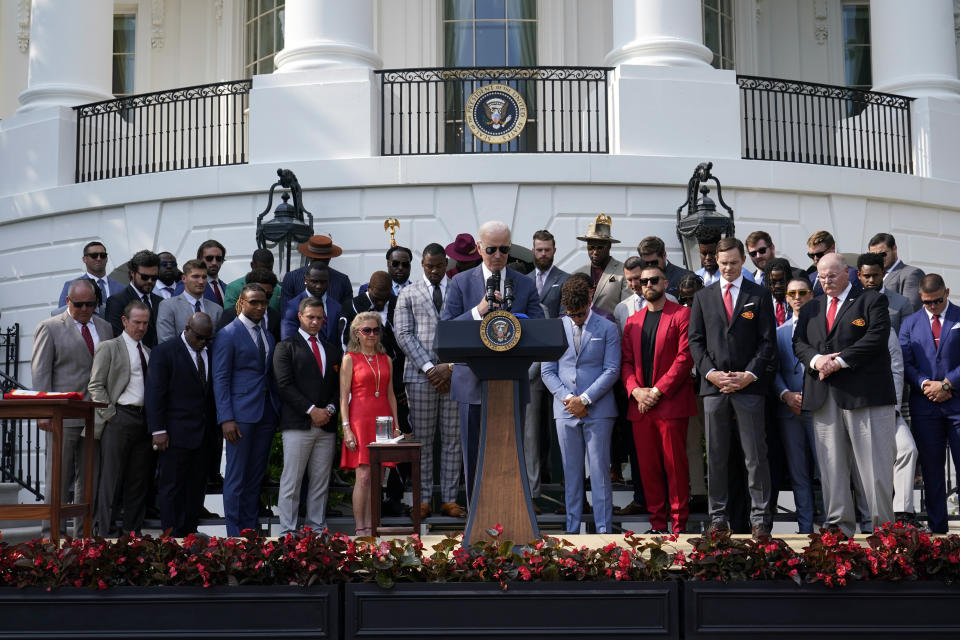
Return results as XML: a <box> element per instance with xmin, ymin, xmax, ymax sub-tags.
<box><xmin>943</xmin><ymin>380</ymin><xmax>954</xmax><ymax>392</ymax></box>
<box><xmin>326</xmin><ymin>404</ymin><xmax>337</xmax><ymax>415</ymax></box>
<box><xmin>579</xmin><ymin>393</ymin><xmax>591</xmax><ymax>406</ymax></box>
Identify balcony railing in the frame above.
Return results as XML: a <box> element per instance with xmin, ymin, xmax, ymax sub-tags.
<box><xmin>738</xmin><ymin>75</ymin><xmax>914</xmax><ymax>174</ymax></box>
<box><xmin>375</xmin><ymin>66</ymin><xmax>612</xmax><ymax>155</ymax></box>
<box><xmin>74</xmin><ymin>80</ymin><xmax>251</xmax><ymax>183</ymax></box>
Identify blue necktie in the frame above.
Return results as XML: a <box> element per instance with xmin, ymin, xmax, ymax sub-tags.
<box><xmin>194</xmin><ymin>299</ymin><xmax>201</xmax><ymax>313</ymax></box>
<box><xmin>253</xmin><ymin>324</ymin><xmax>266</xmax><ymax>369</ymax></box>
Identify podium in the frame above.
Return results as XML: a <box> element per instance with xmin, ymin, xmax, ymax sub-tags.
<box><xmin>0</xmin><ymin>398</ymin><xmax>103</xmax><ymax>543</ymax></box>
<box><xmin>437</xmin><ymin>316</ymin><xmax>565</xmax><ymax>545</ymax></box>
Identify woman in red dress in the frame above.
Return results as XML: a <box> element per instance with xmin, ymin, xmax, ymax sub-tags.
<box><xmin>339</xmin><ymin>311</ymin><xmax>400</xmax><ymax>536</ymax></box>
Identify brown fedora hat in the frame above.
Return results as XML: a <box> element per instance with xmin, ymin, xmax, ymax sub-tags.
<box><xmin>446</xmin><ymin>233</ymin><xmax>479</xmax><ymax>262</ymax></box>
<box><xmin>298</xmin><ymin>235</ymin><xmax>343</xmax><ymax>259</ymax></box>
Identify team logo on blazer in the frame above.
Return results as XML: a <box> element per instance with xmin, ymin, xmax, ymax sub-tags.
<box><xmin>852</xmin><ymin>318</ymin><xmax>866</xmax><ymax>327</ymax></box>
<box><xmin>465</xmin><ymin>83</ymin><xmax>527</xmax><ymax>145</ymax></box>
<box><xmin>740</xmin><ymin>310</ymin><xmax>755</xmax><ymax>320</ymax></box>
<box><xmin>480</xmin><ymin>310</ymin><xmax>522</xmax><ymax>352</ymax></box>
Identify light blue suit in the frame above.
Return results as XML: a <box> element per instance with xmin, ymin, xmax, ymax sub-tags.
<box><xmin>541</xmin><ymin>312</ymin><xmax>620</xmax><ymax>533</ymax></box>
<box><xmin>773</xmin><ymin>319</ymin><xmax>818</xmax><ymax>532</ymax></box>
<box><xmin>212</xmin><ymin>316</ymin><xmax>279</xmax><ymax>535</ymax></box>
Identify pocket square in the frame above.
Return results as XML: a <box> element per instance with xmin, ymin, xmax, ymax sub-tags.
<box><xmin>951</xmin><ymin>324</ymin><xmax>960</xmax><ymax>330</ymax></box>
<box><xmin>550</xmin><ymin>283</ymin><xmax>559</xmax><ymax>288</ymax></box>
<box><xmin>590</xmin><ymin>337</ymin><xmax>601</xmax><ymax>341</ymax></box>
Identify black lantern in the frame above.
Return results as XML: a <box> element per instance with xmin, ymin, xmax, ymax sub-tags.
<box><xmin>256</xmin><ymin>168</ymin><xmax>315</xmax><ymax>276</ymax></box>
<box><xmin>675</xmin><ymin>162</ymin><xmax>736</xmax><ymax>270</ymax></box>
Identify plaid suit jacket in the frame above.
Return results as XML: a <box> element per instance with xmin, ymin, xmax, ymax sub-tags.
<box><xmin>394</xmin><ymin>278</ymin><xmax>444</xmax><ymax>385</ymax></box>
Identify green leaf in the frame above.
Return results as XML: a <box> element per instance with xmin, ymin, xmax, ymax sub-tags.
<box><xmin>375</xmin><ymin>571</ymin><xmax>394</xmax><ymax>589</ymax></box>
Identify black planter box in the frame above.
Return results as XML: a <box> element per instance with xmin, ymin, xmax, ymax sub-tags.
<box><xmin>685</xmin><ymin>580</ymin><xmax>960</xmax><ymax>638</ymax></box>
<box><xmin>344</xmin><ymin>581</ymin><xmax>679</xmax><ymax>639</ymax></box>
<box><xmin>0</xmin><ymin>585</ymin><xmax>339</xmax><ymax>639</ymax></box>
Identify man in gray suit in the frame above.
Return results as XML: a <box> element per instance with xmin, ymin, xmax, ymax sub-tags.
<box><xmin>157</xmin><ymin>259</ymin><xmax>223</xmax><ymax>344</ymax></box>
<box><xmin>88</xmin><ymin>300</ymin><xmax>153</xmax><ymax>536</ymax></box>
<box><xmin>524</xmin><ymin>230</ymin><xmax>570</xmax><ymax>509</ymax></box>
<box><xmin>574</xmin><ymin>215</ymin><xmax>631</xmax><ymax>315</ymax></box>
<box><xmin>31</xmin><ymin>279</ymin><xmax>114</xmax><ymax>533</ymax></box>
<box><xmin>395</xmin><ymin>243</ymin><xmax>464</xmax><ymax>519</ymax></box>
<box><xmin>869</xmin><ymin>232</ymin><xmax>925</xmax><ymax>312</ymax></box>
<box><xmin>857</xmin><ymin>252</ymin><xmax>911</xmax><ymax>333</ymax></box>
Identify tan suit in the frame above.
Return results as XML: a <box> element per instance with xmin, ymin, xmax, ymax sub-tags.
<box><xmin>576</xmin><ymin>256</ymin><xmax>631</xmax><ymax>315</ymax></box>
<box><xmin>88</xmin><ymin>337</ymin><xmax>138</xmax><ymax>438</ymax></box>
<box><xmin>30</xmin><ymin>310</ymin><xmax>113</xmax><ymax>532</ymax></box>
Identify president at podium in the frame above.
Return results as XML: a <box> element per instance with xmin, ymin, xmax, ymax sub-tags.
<box><xmin>441</xmin><ymin>221</ymin><xmax>544</xmax><ymax>502</ymax></box>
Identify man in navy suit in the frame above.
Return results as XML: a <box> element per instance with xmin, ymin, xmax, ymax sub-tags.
<box><xmin>900</xmin><ymin>274</ymin><xmax>960</xmax><ymax>533</ymax></box>
<box><xmin>173</xmin><ymin>240</ymin><xmax>230</xmax><ymax>307</ymax></box>
<box><xmin>689</xmin><ymin>237</ymin><xmax>778</xmax><ymax>538</ymax></box>
<box><xmin>58</xmin><ymin>241</ymin><xmax>124</xmax><ymax>317</ymax></box>
<box><xmin>441</xmin><ymin>220</ymin><xmax>544</xmax><ymax>502</ymax></box>
<box><xmin>281</xmin><ymin>262</ymin><xmax>342</xmax><ymax>345</ymax></box>
<box><xmin>279</xmin><ymin>235</ymin><xmax>353</xmax><ymax>312</ymax></box>
<box><xmin>212</xmin><ymin>284</ymin><xmax>279</xmax><ymax>535</ymax></box>
<box><xmin>146</xmin><ymin>312</ymin><xmax>217</xmax><ymax>536</ymax></box>
<box><xmin>104</xmin><ymin>250</ymin><xmax>164</xmax><ymax>347</ymax></box>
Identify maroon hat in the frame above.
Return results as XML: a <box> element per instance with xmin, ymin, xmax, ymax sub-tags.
<box><xmin>298</xmin><ymin>235</ymin><xmax>342</xmax><ymax>259</ymax></box>
<box><xmin>446</xmin><ymin>233</ymin><xmax>479</xmax><ymax>262</ymax></box>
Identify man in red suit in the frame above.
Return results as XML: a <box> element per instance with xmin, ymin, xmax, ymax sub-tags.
<box><xmin>621</xmin><ymin>264</ymin><xmax>698</xmax><ymax>533</ymax></box>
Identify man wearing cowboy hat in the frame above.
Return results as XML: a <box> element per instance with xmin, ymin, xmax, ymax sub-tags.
<box><xmin>445</xmin><ymin>233</ymin><xmax>483</xmax><ymax>280</ymax></box>
<box><xmin>575</xmin><ymin>215</ymin><xmax>632</xmax><ymax>315</ymax></box>
<box><xmin>279</xmin><ymin>235</ymin><xmax>354</xmax><ymax>315</ymax></box>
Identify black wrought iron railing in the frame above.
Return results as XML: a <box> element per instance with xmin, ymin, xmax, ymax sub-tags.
<box><xmin>738</xmin><ymin>75</ymin><xmax>914</xmax><ymax>174</ymax></box>
<box><xmin>375</xmin><ymin>66</ymin><xmax>612</xmax><ymax>155</ymax></box>
<box><xmin>0</xmin><ymin>324</ymin><xmax>42</xmax><ymax>501</ymax></box>
<box><xmin>74</xmin><ymin>79</ymin><xmax>251</xmax><ymax>183</ymax></box>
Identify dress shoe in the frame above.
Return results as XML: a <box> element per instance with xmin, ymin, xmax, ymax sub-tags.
<box><xmin>325</xmin><ymin>507</ymin><xmax>343</xmax><ymax>518</ymax></box>
<box><xmin>707</xmin><ymin>520</ymin><xmax>730</xmax><ymax>534</ymax></box>
<box><xmin>613</xmin><ymin>501</ymin><xmax>647</xmax><ymax>516</ymax></box>
<box><xmin>418</xmin><ymin>502</ymin><xmax>431</xmax><ymax>520</ymax></box>
<box><xmin>381</xmin><ymin>499</ymin><xmax>411</xmax><ymax>518</ymax></box>
<box><xmin>644</xmin><ymin>528</ymin><xmax>667</xmax><ymax>535</ymax></box>
<box><xmin>440</xmin><ymin>502</ymin><xmax>466</xmax><ymax>518</ymax></box>
<box><xmin>199</xmin><ymin>506</ymin><xmax>220</xmax><ymax>519</ymax></box>
<box><xmin>751</xmin><ymin>523</ymin><xmax>772</xmax><ymax>540</ymax></box>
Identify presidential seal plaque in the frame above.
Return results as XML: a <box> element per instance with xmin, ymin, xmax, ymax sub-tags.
<box><xmin>479</xmin><ymin>310</ymin><xmax>521</xmax><ymax>352</ymax></box>
<box><xmin>464</xmin><ymin>83</ymin><xmax>528</xmax><ymax>145</ymax></box>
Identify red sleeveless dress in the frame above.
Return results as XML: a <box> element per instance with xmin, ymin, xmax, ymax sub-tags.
<box><xmin>340</xmin><ymin>352</ymin><xmax>394</xmax><ymax>469</ymax></box>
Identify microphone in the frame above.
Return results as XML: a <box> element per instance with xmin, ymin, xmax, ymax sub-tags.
<box><xmin>503</xmin><ymin>277</ymin><xmax>515</xmax><ymax>311</ymax></box>
<box><xmin>485</xmin><ymin>270</ymin><xmax>501</xmax><ymax>309</ymax></box>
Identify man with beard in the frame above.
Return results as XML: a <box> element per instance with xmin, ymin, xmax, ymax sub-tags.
<box><xmin>621</xmin><ymin>264</ymin><xmax>697</xmax><ymax>533</ymax></box>
<box><xmin>745</xmin><ymin>231</ymin><xmax>777</xmax><ymax>286</ymax></box>
<box><xmin>636</xmin><ymin>236</ymin><xmax>693</xmax><ymax>300</ymax></box>
<box><xmin>524</xmin><ymin>230</ymin><xmax>569</xmax><ymax>510</ymax></box>
<box><xmin>765</xmin><ymin>258</ymin><xmax>793</xmax><ymax>328</ymax></box>
<box><xmin>574</xmin><ymin>215</ymin><xmax>631</xmax><ymax>315</ymax></box>
<box><xmin>104</xmin><ymin>250</ymin><xmax>164</xmax><ymax>347</ymax></box>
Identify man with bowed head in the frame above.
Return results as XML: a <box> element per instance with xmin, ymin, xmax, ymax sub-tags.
<box><xmin>441</xmin><ymin>220</ymin><xmax>544</xmax><ymax>502</ymax></box>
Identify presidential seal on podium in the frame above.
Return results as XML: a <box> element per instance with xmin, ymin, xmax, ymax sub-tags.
<box><xmin>479</xmin><ymin>310</ymin><xmax>521</xmax><ymax>351</ymax></box>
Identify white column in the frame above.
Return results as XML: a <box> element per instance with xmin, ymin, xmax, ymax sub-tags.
<box><xmin>605</xmin><ymin>0</ymin><xmax>712</xmax><ymax>68</ymax></box>
<box><xmin>17</xmin><ymin>0</ymin><xmax>113</xmax><ymax>112</ymax></box>
<box><xmin>273</xmin><ymin>0</ymin><xmax>381</xmax><ymax>72</ymax></box>
<box><xmin>870</xmin><ymin>0</ymin><xmax>960</xmax><ymax>100</ymax></box>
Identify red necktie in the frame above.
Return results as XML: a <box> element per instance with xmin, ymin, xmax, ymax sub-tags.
<box><xmin>309</xmin><ymin>336</ymin><xmax>324</xmax><ymax>375</ymax></box>
<box><xmin>723</xmin><ymin>283</ymin><xmax>734</xmax><ymax>322</ymax></box>
<box><xmin>826</xmin><ymin>297</ymin><xmax>839</xmax><ymax>332</ymax></box>
<box><xmin>932</xmin><ymin>314</ymin><xmax>942</xmax><ymax>348</ymax></box>
<box><xmin>775</xmin><ymin>301</ymin><xmax>786</xmax><ymax>327</ymax></box>
<box><xmin>211</xmin><ymin>280</ymin><xmax>224</xmax><ymax>306</ymax></box>
<box><xmin>81</xmin><ymin>323</ymin><xmax>94</xmax><ymax>356</ymax></box>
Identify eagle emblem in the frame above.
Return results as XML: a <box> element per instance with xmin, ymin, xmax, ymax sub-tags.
<box><xmin>464</xmin><ymin>83</ymin><xmax>527</xmax><ymax>144</ymax></box>
<box><xmin>482</xmin><ymin>97</ymin><xmax>513</xmax><ymax>130</ymax></box>
<box><xmin>852</xmin><ymin>318</ymin><xmax>866</xmax><ymax>327</ymax></box>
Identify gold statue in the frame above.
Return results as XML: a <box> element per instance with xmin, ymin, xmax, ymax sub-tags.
<box><xmin>384</xmin><ymin>217</ymin><xmax>400</xmax><ymax>247</ymax></box>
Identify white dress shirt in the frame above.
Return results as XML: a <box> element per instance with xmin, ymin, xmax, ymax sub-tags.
<box><xmin>471</xmin><ymin>264</ymin><xmax>507</xmax><ymax>320</ymax></box>
<box><xmin>238</xmin><ymin>312</ymin><xmax>269</xmax><ymax>367</ymax></box>
<box><xmin>299</xmin><ymin>327</ymin><xmax>329</xmax><ymax>416</ymax></box>
<box><xmin>153</xmin><ymin>281</ymin><xmax>177</xmax><ymax>299</ymax></box>
<box><xmin>810</xmin><ymin>282</ymin><xmax>853</xmax><ymax>370</ymax></box>
<box><xmin>720</xmin><ymin>273</ymin><xmax>745</xmax><ymax>308</ymax></box>
<box><xmin>116</xmin><ymin>331</ymin><xmax>148</xmax><ymax>406</ymax></box>
<box><xmin>69</xmin><ymin>311</ymin><xmax>102</xmax><ymax>349</ymax></box>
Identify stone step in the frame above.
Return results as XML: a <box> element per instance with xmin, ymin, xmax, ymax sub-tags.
<box><xmin>0</xmin><ymin>525</ymin><xmax>42</xmax><ymax>545</ymax></box>
<box><xmin>0</xmin><ymin>482</ymin><xmax>21</xmax><ymax>504</ymax></box>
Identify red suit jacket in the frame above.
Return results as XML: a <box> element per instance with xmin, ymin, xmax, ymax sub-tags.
<box><xmin>621</xmin><ymin>300</ymin><xmax>697</xmax><ymax>421</ymax></box>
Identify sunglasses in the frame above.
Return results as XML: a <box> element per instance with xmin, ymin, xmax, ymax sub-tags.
<box><xmin>785</xmin><ymin>289</ymin><xmax>811</xmax><ymax>298</ymax></box>
<box><xmin>190</xmin><ymin>331</ymin><xmax>215</xmax><ymax>343</ymax></box>
<box><xmin>566</xmin><ymin>310</ymin><xmax>588</xmax><ymax>319</ymax></box>
<box><xmin>69</xmin><ymin>299</ymin><xmax>97</xmax><ymax>308</ymax></box>
<box><xmin>135</xmin><ymin>271</ymin><xmax>159</xmax><ymax>281</ymax></box>
<box><xmin>483</xmin><ymin>245</ymin><xmax>511</xmax><ymax>255</ymax></box>
<box><xmin>203</xmin><ymin>255</ymin><xmax>225</xmax><ymax>263</ymax></box>
<box><xmin>922</xmin><ymin>297</ymin><xmax>945</xmax><ymax>307</ymax></box>
<box><xmin>641</xmin><ymin>259</ymin><xmax>660</xmax><ymax>267</ymax></box>
<box><xmin>639</xmin><ymin>276</ymin><xmax>661</xmax><ymax>286</ymax></box>
<box><xmin>85</xmin><ymin>252</ymin><xmax>108</xmax><ymax>259</ymax></box>
<box><xmin>873</xmin><ymin>251</ymin><xmax>887</xmax><ymax>259</ymax></box>
<box><xmin>390</xmin><ymin>260</ymin><xmax>411</xmax><ymax>268</ymax></box>
<box><xmin>160</xmin><ymin>261</ymin><xmax>177</xmax><ymax>268</ymax></box>
<box><xmin>807</xmin><ymin>250</ymin><xmax>828</xmax><ymax>260</ymax></box>
<box><xmin>358</xmin><ymin>326</ymin><xmax>381</xmax><ymax>336</ymax></box>
<box><xmin>748</xmin><ymin>247</ymin><xmax>769</xmax><ymax>257</ymax></box>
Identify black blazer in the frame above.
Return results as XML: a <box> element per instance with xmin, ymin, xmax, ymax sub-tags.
<box><xmin>793</xmin><ymin>287</ymin><xmax>896</xmax><ymax>411</ymax></box>
<box><xmin>105</xmin><ymin>285</ymin><xmax>164</xmax><ymax>347</ymax></box>
<box><xmin>145</xmin><ymin>336</ymin><xmax>216</xmax><ymax>449</ymax></box>
<box><xmin>217</xmin><ymin>306</ymin><xmax>281</xmax><ymax>344</ymax></box>
<box><xmin>688</xmin><ymin>277</ymin><xmax>778</xmax><ymax>396</ymax></box>
<box><xmin>273</xmin><ymin>334</ymin><xmax>340</xmax><ymax>432</ymax></box>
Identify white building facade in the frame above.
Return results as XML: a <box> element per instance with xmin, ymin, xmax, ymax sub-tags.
<box><xmin>2</xmin><ymin>0</ymin><xmax>960</xmax><ymax>387</ymax></box>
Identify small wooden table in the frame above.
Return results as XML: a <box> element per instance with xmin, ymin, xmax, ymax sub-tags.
<box><xmin>0</xmin><ymin>398</ymin><xmax>103</xmax><ymax>544</ymax></box>
<box><xmin>368</xmin><ymin>439</ymin><xmax>422</xmax><ymax>537</ymax></box>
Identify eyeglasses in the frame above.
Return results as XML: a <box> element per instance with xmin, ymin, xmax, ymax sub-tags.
<box><xmin>135</xmin><ymin>271</ymin><xmax>159</xmax><ymax>281</ymax></box>
<box><xmin>68</xmin><ymin>299</ymin><xmax>97</xmax><ymax>308</ymax></box>
<box><xmin>873</xmin><ymin>251</ymin><xmax>887</xmax><ymax>259</ymax></box>
<box><xmin>203</xmin><ymin>255</ymin><xmax>225</xmax><ymax>263</ymax></box>
<box><xmin>159</xmin><ymin>261</ymin><xmax>177</xmax><ymax>268</ymax></box>
<box><xmin>190</xmin><ymin>331</ymin><xmax>215</xmax><ymax>343</ymax></box>
<box><xmin>748</xmin><ymin>247</ymin><xmax>769</xmax><ymax>258</ymax></box>
<box><xmin>483</xmin><ymin>246</ymin><xmax>511</xmax><ymax>255</ymax></box>
<box><xmin>565</xmin><ymin>310</ymin><xmax>588</xmax><ymax>319</ymax></box>
<box><xmin>638</xmin><ymin>276</ymin><xmax>661</xmax><ymax>286</ymax></box>
<box><xmin>922</xmin><ymin>297</ymin><xmax>945</xmax><ymax>307</ymax></box>
<box><xmin>807</xmin><ymin>250</ymin><xmax>828</xmax><ymax>260</ymax></box>
<box><xmin>390</xmin><ymin>260</ymin><xmax>410</xmax><ymax>268</ymax></box>
<box><xmin>84</xmin><ymin>252</ymin><xmax>108</xmax><ymax>259</ymax></box>
<box><xmin>358</xmin><ymin>326</ymin><xmax>381</xmax><ymax>336</ymax></box>
<box><xmin>785</xmin><ymin>289</ymin><xmax>811</xmax><ymax>298</ymax></box>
